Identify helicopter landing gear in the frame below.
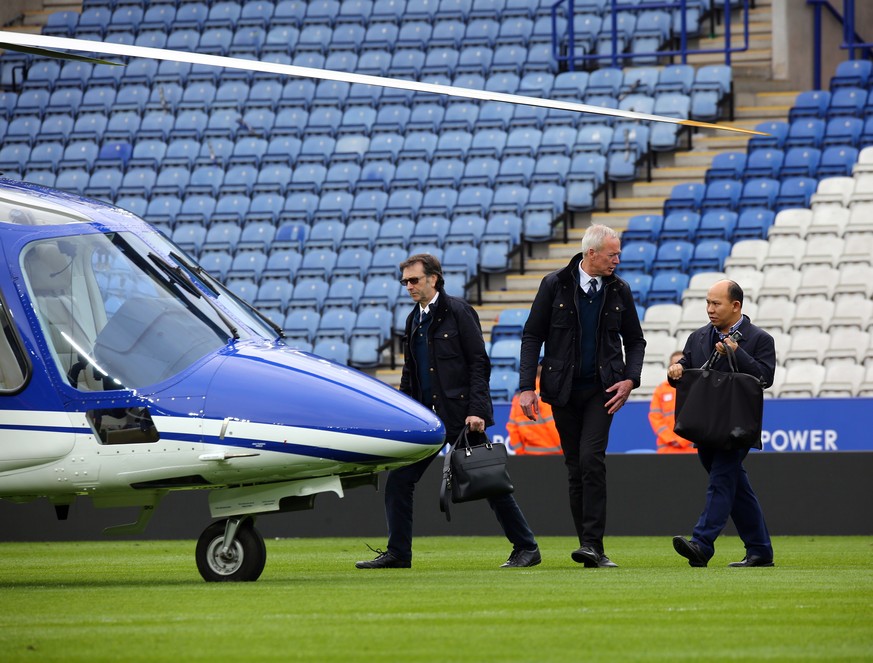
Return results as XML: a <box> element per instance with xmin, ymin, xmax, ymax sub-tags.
<box><xmin>195</xmin><ymin>516</ymin><xmax>266</xmax><ymax>582</ymax></box>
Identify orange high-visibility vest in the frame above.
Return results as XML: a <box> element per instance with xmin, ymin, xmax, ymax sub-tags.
<box><xmin>649</xmin><ymin>380</ymin><xmax>695</xmax><ymax>453</ymax></box>
<box><xmin>507</xmin><ymin>380</ymin><xmax>562</xmax><ymax>455</ymax></box>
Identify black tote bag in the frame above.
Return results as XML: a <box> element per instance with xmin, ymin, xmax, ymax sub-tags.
<box><xmin>673</xmin><ymin>346</ymin><xmax>765</xmax><ymax>450</ymax></box>
<box><xmin>439</xmin><ymin>426</ymin><xmax>514</xmax><ymax>521</ymax></box>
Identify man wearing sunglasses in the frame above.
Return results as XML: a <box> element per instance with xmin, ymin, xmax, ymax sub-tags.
<box><xmin>356</xmin><ymin>253</ymin><xmax>540</xmax><ymax>569</ymax></box>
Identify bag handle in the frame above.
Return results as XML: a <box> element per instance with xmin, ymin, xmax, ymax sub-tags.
<box><xmin>439</xmin><ymin>425</ymin><xmax>469</xmax><ymax>522</ymax></box>
<box><xmin>439</xmin><ymin>425</ymin><xmax>492</xmax><ymax>520</ymax></box>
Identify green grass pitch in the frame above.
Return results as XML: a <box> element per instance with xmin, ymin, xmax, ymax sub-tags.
<box><xmin>0</xmin><ymin>536</ymin><xmax>870</xmax><ymax>662</ymax></box>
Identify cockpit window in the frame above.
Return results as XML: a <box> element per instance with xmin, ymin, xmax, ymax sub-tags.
<box><xmin>0</xmin><ymin>191</ymin><xmax>91</xmax><ymax>226</ymax></box>
<box><xmin>0</xmin><ymin>295</ymin><xmax>28</xmax><ymax>393</ymax></box>
<box><xmin>21</xmin><ymin>232</ymin><xmax>239</xmax><ymax>391</ymax></box>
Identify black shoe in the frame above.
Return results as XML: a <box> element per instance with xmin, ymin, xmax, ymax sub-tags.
<box><xmin>571</xmin><ymin>546</ymin><xmax>618</xmax><ymax>568</ymax></box>
<box><xmin>355</xmin><ymin>549</ymin><xmax>411</xmax><ymax>569</ymax></box>
<box><xmin>501</xmin><ymin>547</ymin><xmax>542</xmax><ymax>568</ymax></box>
<box><xmin>672</xmin><ymin>536</ymin><xmax>709</xmax><ymax>567</ymax></box>
<box><xmin>728</xmin><ymin>555</ymin><xmax>774</xmax><ymax>568</ymax></box>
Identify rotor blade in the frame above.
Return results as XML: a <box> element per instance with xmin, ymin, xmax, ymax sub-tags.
<box><xmin>0</xmin><ymin>41</ymin><xmax>120</xmax><ymax>65</ymax></box>
<box><xmin>0</xmin><ymin>31</ymin><xmax>767</xmax><ymax>136</ymax></box>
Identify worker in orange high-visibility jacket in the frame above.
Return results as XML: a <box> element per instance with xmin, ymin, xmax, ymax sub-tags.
<box><xmin>649</xmin><ymin>352</ymin><xmax>695</xmax><ymax>453</ymax></box>
<box><xmin>507</xmin><ymin>369</ymin><xmax>562</xmax><ymax>455</ymax></box>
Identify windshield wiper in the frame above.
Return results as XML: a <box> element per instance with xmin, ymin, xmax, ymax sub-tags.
<box><xmin>173</xmin><ymin>252</ymin><xmax>286</xmax><ymax>341</ymax></box>
<box><xmin>148</xmin><ymin>252</ymin><xmax>240</xmax><ymax>341</ymax></box>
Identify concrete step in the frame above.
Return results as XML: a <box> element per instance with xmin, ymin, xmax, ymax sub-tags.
<box><xmin>604</xmin><ymin>194</ymin><xmax>665</xmax><ymax>211</ymax></box>
<box><xmin>672</xmin><ymin>150</ymin><xmax>723</xmax><ymax>167</ymax></box>
<box><xmin>632</xmin><ymin>179</ymin><xmax>690</xmax><ymax>198</ymax></box>
<box><xmin>735</xmin><ymin>104</ymin><xmax>790</xmax><ymax>119</ymax></box>
<box><xmin>687</xmin><ymin>48</ymin><xmax>772</xmax><ymax>67</ymax></box>
<box><xmin>650</xmin><ymin>164</ymin><xmax>708</xmax><ymax>181</ymax></box>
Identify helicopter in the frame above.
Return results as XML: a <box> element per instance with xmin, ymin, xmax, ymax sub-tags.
<box><xmin>0</xmin><ymin>178</ymin><xmax>445</xmax><ymax>581</ymax></box>
<box><xmin>0</xmin><ymin>29</ymin><xmax>760</xmax><ymax>582</ymax></box>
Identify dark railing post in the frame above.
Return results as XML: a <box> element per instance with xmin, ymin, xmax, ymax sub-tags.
<box><xmin>811</xmin><ymin>0</ymin><xmax>823</xmax><ymax>90</ymax></box>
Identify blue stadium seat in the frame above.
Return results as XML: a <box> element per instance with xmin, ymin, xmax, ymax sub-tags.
<box><xmin>830</xmin><ymin>58</ymin><xmax>872</xmax><ymax>90</ymax></box>
<box><xmin>779</xmin><ymin>147</ymin><xmax>820</xmax><ymax>178</ymax></box>
<box><xmin>85</xmin><ymin>167</ymin><xmax>123</xmax><ymax>199</ymax></box>
<box><xmin>417</xmin><ymin>187</ymin><xmax>457</xmax><ymax>217</ymax></box>
<box><xmin>664</xmin><ymin>182</ymin><xmax>705</xmax><ymax>213</ymax></box>
<box><xmin>700</xmin><ymin>179</ymin><xmax>742</xmax><ymax>212</ymax></box>
<box><xmin>748</xmin><ymin>120</ymin><xmax>790</xmax><ymax>151</ymax></box>
<box><xmin>816</xmin><ymin>145</ymin><xmax>858</xmax><ymax>177</ymax></box>
<box><xmin>361</xmin><ymin>275</ymin><xmax>403</xmax><ymax>308</ymax></box>
<box><xmin>264</xmin><ymin>249</ymin><xmax>303</xmax><ymax>281</ymax></box>
<box><xmin>690</xmin><ymin>64</ymin><xmax>733</xmax><ymax>122</ymax></box>
<box><xmin>620</xmin><ymin>66</ymin><xmax>660</xmax><ymax>97</ymax></box>
<box><xmin>622</xmin><ymin>214</ymin><xmax>663</xmax><ymax>243</ymax></box>
<box><xmin>306</xmin><ymin>220</ymin><xmax>347</xmax><ymax>251</ymax></box>
<box><xmin>288</xmin><ymin>278</ymin><xmax>329</xmax><ymax>313</ymax></box>
<box><xmin>198</xmin><ymin>250</ymin><xmax>233</xmax><ymax>280</ymax></box>
<box><xmin>733</xmin><ymin>208</ymin><xmax>775</xmax><ymax>241</ymax></box>
<box><xmin>630</xmin><ymin>10</ymin><xmax>672</xmax><ymax>65</ymax></box>
<box><xmin>647</xmin><ymin>271</ymin><xmax>690</xmax><ymax>305</ymax></box>
<box><xmin>490</xmin><ymin>338</ymin><xmax>522</xmax><ymax>370</ymax></box>
<box><xmin>144</xmin><ymin>197</ymin><xmax>182</xmax><ymax>229</ymax></box>
<box><xmin>489</xmin><ymin>369</ymin><xmax>520</xmax><ymax>401</ymax></box>
<box><xmin>826</xmin><ymin>86</ymin><xmax>866</xmax><ymax>118</ymax></box>
<box><xmin>689</xmin><ymin>240</ymin><xmax>731</xmax><ymax>274</ymax></box>
<box><xmin>252</xmin><ymin>280</ymin><xmax>294</xmax><ymax>312</ymax></box>
<box><xmin>696</xmin><ymin>209</ymin><xmax>738</xmax><ymax>241</ymax></box>
<box><xmin>652</xmin><ymin>240</ymin><xmax>694</xmax><ymax>273</ymax></box>
<box><xmin>775</xmin><ymin>176</ymin><xmax>817</xmax><ymax>211</ymax></box>
<box><xmin>312</xmin><ymin>339</ymin><xmax>350</xmax><ymax>365</ymax></box>
<box><xmin>655</xmin><ymin>64</ymin><xmax>695</xmax><ymax>95</ymax></box>
<box><xmin>475</xmin><ymin>102</ymin><xmax>514</xmax><ymax>131</ymax></box>
<box><xmin>650</xmin><ymin>94</ymin><xmax>691</xmax><ymax>152</ymax></box>
<box><xmin>744</xmin><ymin>148</ymin><xmax>785</xmax><ymax>180</ymax></box>
<box><xmin>272</xmin><ymin>0</ymin><xmax>307</xmax><ymax>27</ymax></box>
<box><xmin>789</xmin><ymin>90</ymin><xmax>830</xmax><ymax>121</ymax></box>
<box><xmin>705</xmin><ymin>151</ymin><xmax>746</xmax><ymax>182</ymax></box>
<box><xmin>785</xmin><ymin>118</ymin><xmax>826</xmax><ymax>149</ymax></box>
<box><xmin>738</xmin><ymin>177</ymin><xmax>780</xmax><ymax>210</ymax></box>
<box><xmin>822</xmin><ymin>117</ymin><xmax>863</xmax><ymax>148</ymax></box>
<box><xmin>622</xmin><ymin>271</ymin><xmax>653</xmax><ymax>306</ymax></box>
<box><xmin>391</xmin><ymin>159</ymin><xmax>430</xmax><ymax>190</ymax></box>
<box><xmin>283</xmin><ymin>309</ymin><xmax>320</xmax><ymax>343</ymax></box>
<box><xmin>315</xmin><ymin>308</ymin><xmax>358</xmax><ymax>343</ymax></box>
<box><xmin>661</xmin><ymin>211</ymin><xmax>700</xmax><ymax>242</ymax></box>
<box><xmin>385</xmin><ymin>190</ymin><xmax>423</xmax><ymax>219</ymax></box>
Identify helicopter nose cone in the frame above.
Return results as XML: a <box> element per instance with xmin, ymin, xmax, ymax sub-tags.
<box><xmin>199</xmin><ymin>344</ymin><xmax>445</xmax><ymax>465</ymax></box>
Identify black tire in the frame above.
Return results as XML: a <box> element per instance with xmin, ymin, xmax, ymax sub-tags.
<box><xmin>195</xmin><ymin>518</ymin><xmax>266</xmax><ymax>582</ymax></box>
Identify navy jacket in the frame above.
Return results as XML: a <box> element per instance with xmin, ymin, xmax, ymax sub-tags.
<box><xmin>400</xmin><ymin>288</ymin><xmax>493</xmax><ymax>438</ymax></box>
<box><xmin>677</xmin><ymin>314</ymin><xmax>776</xmax><ymax>388</ymax></box>
<box><xmin>519</xmin><ymin>252</ymin><xmax>646</xmax><ymax>407</ymax></box>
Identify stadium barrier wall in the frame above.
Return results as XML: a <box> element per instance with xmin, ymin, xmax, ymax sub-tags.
<box><xmin>1</xmin><ymin>452</ymin><xmax>870</xmax><ymax>541</ymax></box>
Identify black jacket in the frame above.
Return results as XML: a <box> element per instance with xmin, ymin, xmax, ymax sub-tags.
<box><xmin>400</xmin><ymin>288</ymin><xmax>493</xmax><ymax>438</ymax></box>
<box><xmin>519</xmin><ymin>252</ymin><xmax>646</xmax><ymax>407</ymax></box>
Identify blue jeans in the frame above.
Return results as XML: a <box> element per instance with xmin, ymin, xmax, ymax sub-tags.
<box><xmin>691</xmin><ymin>447</ymin><xmax>773</xmax><ymax>560</ymax></box>
<box><xmin>384</xmin><ymin>449</ymin><xmax>537</xmax><ymax>561</ymax></box>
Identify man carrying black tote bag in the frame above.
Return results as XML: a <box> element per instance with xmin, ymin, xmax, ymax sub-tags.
<box><xmin>667</xmin><ymin>280</ymin><xmax>776</xmax><ymax>569</ymax></box>
<box><xmin>355</xmin><ymin>254</ymin><xmax>540</xmax><ymax>570</ymax></box>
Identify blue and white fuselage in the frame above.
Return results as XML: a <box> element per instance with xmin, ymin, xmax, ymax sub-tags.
<box><xmin>0</xmin><ymin>179</ymin><xmax>444</xmax><ymax>526</ymax></box>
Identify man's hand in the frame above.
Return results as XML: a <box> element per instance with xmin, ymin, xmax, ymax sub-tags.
<box><xmin>518</xmin><ymin>390</ymin><xmax>540</xmax><ymax>421</ymax></box>
<box><xmin>605</xmin><ymin>379</ymin><xmax>633</xmax><ymax>415</ymax></box>
<box><xmin>465</xmin><ymin>415</ymin><xmax>486</xmax><ymax>432</ymax></box>
<box><xmin>667</xmin><ymin>363</ymin><xmax>684</xmax><ymax>380</ymax></box>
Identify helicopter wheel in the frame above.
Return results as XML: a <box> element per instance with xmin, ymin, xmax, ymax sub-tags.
<box><xmin>196</xmin><ymin>517</ymin><xmax>266</xmax><ymax>582</ymax></box>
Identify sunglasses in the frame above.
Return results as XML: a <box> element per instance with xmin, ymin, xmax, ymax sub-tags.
<box><xmin>399</xmin><ymin>276</ymin><xmax>426</xmax><ymax>286</ymax></box>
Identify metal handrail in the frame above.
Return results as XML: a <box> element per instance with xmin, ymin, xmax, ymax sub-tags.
<box><xmin>553</xmin><ymin>0</ymin><xmax>753</xmax><ymax>71</ymax></box>
<box><xmin>807</xmin><ymin>0</ymin><xmax>873</xmax><ymax>90</ymax></box>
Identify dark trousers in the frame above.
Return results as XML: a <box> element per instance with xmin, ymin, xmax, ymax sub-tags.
<box><xmin>551</xmin><ymin>387</ymin><xmax>614</xmax><ymax>553</ymax></box>
<box><xmin>691</xmin><ymin>447</ymin><xmax>773</xmax><ymax>559</ymax></box>
<box><xmin>383</xmin><ymin>443</ymin><xmax>538</xmax><ymax>562</ymax></box>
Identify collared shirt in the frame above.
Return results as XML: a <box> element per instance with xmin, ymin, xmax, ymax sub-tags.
<box><xmin>712</xmin><ymin>317</ymin><xmax>743</xmax><ymax>344</ymax></box>
<box><xmin>419</xmin><ymin>292</ymin><xmax>439</xmax><ymax>318</ymax></box>
<box><xmin>577</xmin><ymin>263</ymin><xmax>601</xmax><ymax>293</ymax></box>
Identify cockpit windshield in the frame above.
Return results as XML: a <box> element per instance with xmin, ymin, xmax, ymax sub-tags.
<box><xmin>21</xmin><ymin>231</ymin><xmax>246</xmax><ymax>391</ymax></box>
